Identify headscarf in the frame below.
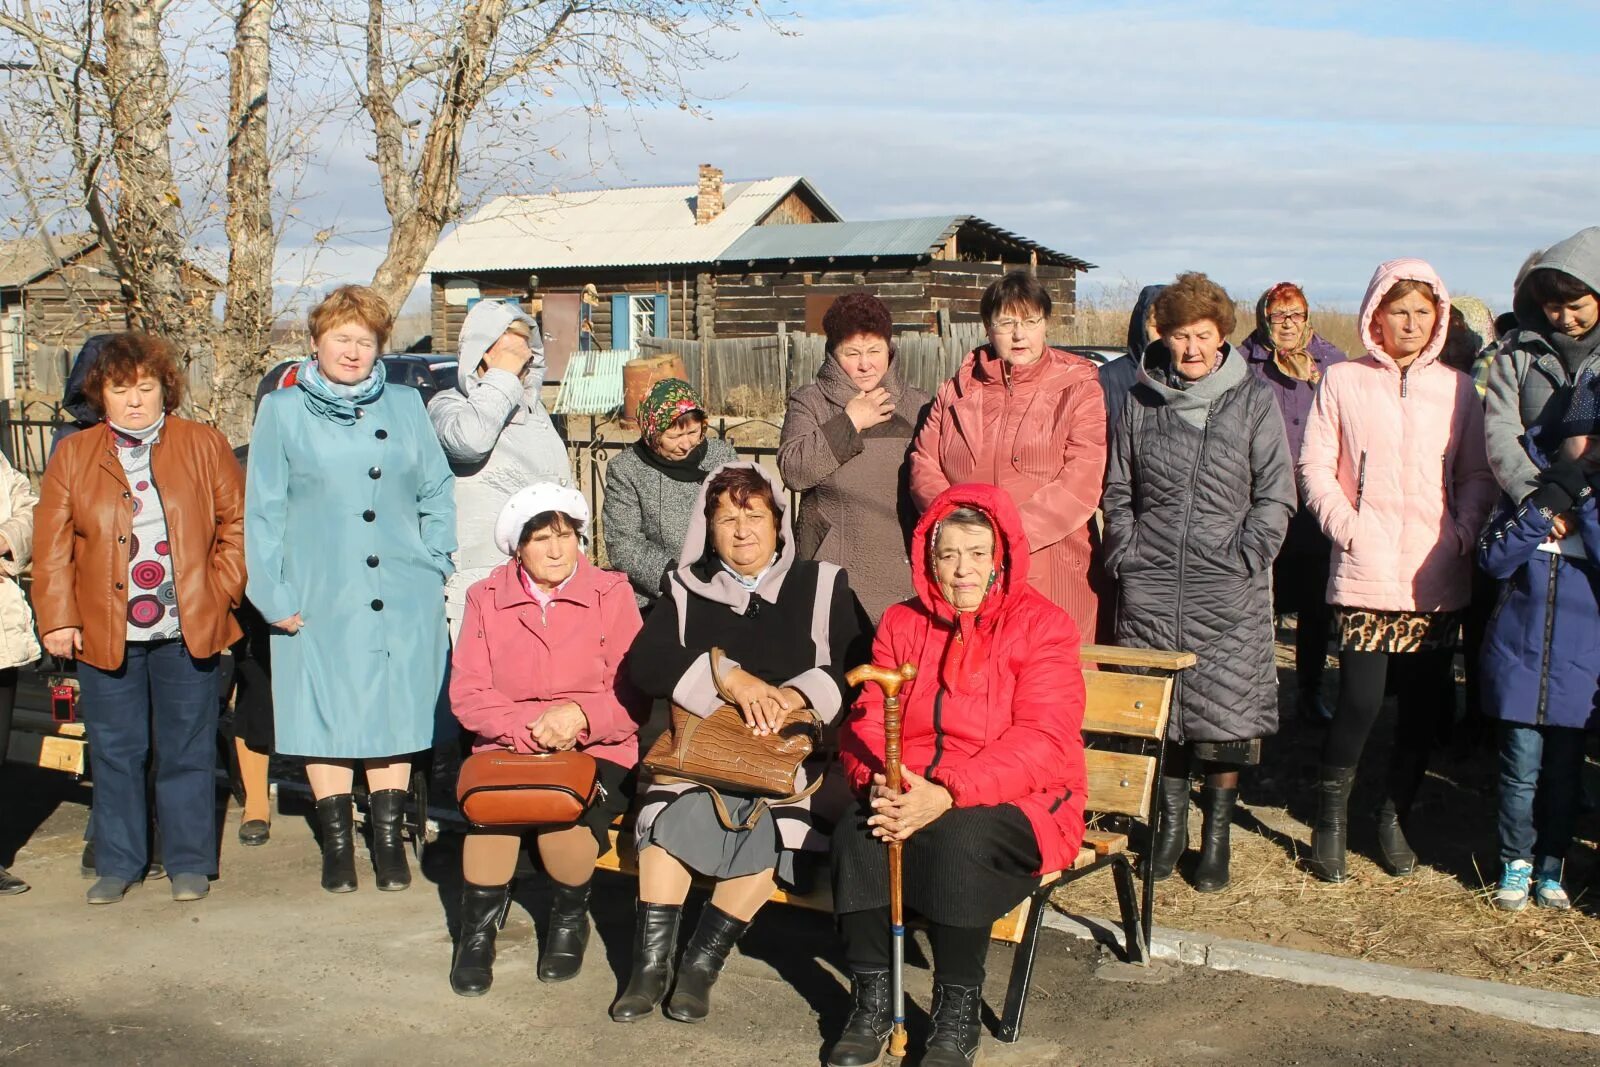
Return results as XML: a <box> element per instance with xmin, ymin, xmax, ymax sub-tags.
<box><xmin>637</xmin><ymin>377</ymin><xmax>703</xmax><ymax>442</ymax></box>
<box><xmin>1255</xmin><ymin>284</ymin><xmax>1319</xmax><ymax>384</ymax></box>
<box><xmin>296</xmin><ymin>357</ymin><xmax>385</xmax><ymax>424</ymax></box>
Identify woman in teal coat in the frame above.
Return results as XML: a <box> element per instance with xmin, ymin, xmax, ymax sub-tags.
<box><xmin>246</xmin><ymin>285</ymin><xmax>456</xmax><ymax>896</ymax></box>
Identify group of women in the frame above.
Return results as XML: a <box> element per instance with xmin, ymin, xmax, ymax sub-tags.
<box><xmin>6</xmin><ymin>242</ymin><xmax>1554</xmax><ymax>1066</ymax></box>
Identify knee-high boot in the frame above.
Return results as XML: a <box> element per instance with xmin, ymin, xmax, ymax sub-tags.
<box><xmin>1307</xmin><ymin>767</ymin><xmax>1357</xmax><ymax>883</ymax></box>
<box><xmin>1192</xmin><ymin>785</ymin><xmax>1237</xmax><ymax>893</ymax></box>
<box><xmin>1147</xmin><ymin>776</ymin><xmax>1191</xmax><ymax>881</ymax></box>
<box><xmin>666</xmin><ymin>903</ymin><xmax>750</xmax><ymax>1023</ymax></box>
<box><xmin>611</xmin><ymin>902</ymin><xmax>682</xmax><ymax>1022</ymax></box>
<box><xmin>537</xmin><ymin>880</ymin><xmax>592</xmax><ymax>983</ymax></box>
<box><xmin>450</xmin><ymin>881</ymin><xmax>511</xmax><ymax>996</ymax></box>
<box><xmin>1376</xmin><ymin>747</ymin><xmax>1428</xmax><ymax>876</ymax></box>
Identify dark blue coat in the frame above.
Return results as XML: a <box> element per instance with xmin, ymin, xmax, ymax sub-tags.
<box><xmin>1478</xmin><ymin>493</ymin><xmax>1600</xmax><ymax>730</ymax></box>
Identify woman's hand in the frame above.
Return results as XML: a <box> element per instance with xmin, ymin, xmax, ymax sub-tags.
<box><xmin>722</xmin><ymin>668</ymin><xmax>805</xmax><ymax>736</ymax></box>
<box><xmin>42</xmin><ymin>627</ymin><xmax>82</xmax><ymax>659</ymax></box>
<box><xmin>846</xmin><ymin>388</ymin><xmax>895</xmax><ymax>432</ymax></box>
<box><xmin>867</xmin><ymin>765</ymin><xmax>953</xmax><ymax>842</ymax></box>
<box><xmin>529</xmin><ymin>701</ymin><xmax>588</xmax><ymax>751</ymax></box>
<box><xmin>1551</xmin><ymin>512</ymin><xmax>1573</xmax><ymax>541</ymax></box>
<box><xmin>271</xmin><ymin>613</ymin><xmax>305</xmax><ymax>635</ymax></box>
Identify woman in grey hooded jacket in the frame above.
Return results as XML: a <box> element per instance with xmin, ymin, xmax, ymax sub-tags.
<box><xmin>429</xmin><ymin>299</ymin><xmax>574</xmax><ymax>638</ymax></box>
<box><xmin>1103</xmin><ymin>273</ymin><xmax>1295</xmax><ymax>893</ymax></box>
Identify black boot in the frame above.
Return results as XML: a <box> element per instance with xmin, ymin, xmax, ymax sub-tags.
<box><xmin>537</xmin><ymin>880</ymin><xmax>592</xmax><ymax>983</ymax></box>
<box><xmin>315</xmin><ymin>793</ymin><xmax>357</xmax><ymax>893</ymax></box>
<box><xmin>666</xmin><ymin>903</ymin><xmax>749</xmax><ymax>1023</ymax></box>
<box><xmin>1192</xmin><ymin>786</ymin><xmax>1237</xmax><ymax>893</ymax></box>
<box><xmin>1376</xmin><ymin>749</ymin><xmax>1428</xmax><ymax>876</ymax></box>
<box><xmin>450</xmin><ymin>881</ymin><xmax>511</xmax><ymax>997</ymax></box>
<box><xmin>0</xmin><ymin>866</ymin><xmax>28</xmax><ymax>895</ymax></box>
<box><xmin>1307</xmin><ymin>766</ymin><xmax>1357</xmax><ymax>883</ymax></box>
<box><xmin>368</xmin><ymin>789</ymin><xmax>412</xmax><ymax>891</ymax></box>
<box><xmin>1147</xmin><ymin>776</ymin><xmax>1190</xmax><ymax>881</ymax></box>
<box><xmin>611</xmin><ymin>902</ymin><xmax>682</xmax><ymax>1022</ymax></box>
<box><xmin>826</xmin><ymin>969</ymin><xmax>893</xmax><ymax>1067</ymax></box>
<box><xmin>922</xmin><ymin>981</ymin><xmax>983</xmax><ymax>1067</ymax></box>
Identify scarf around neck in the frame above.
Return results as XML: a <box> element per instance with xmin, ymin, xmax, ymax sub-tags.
<box><xmin>633</xmin><ymin>436</ymin><xmax>710</xmax><ymax>482</ymax></box>
<box><xmin>1268</xmin><ymin>326</ymin><xmax>1321</xmax><ymax>383</ymax></box>
<box><xmin>1548</xmin><ymin>327</ymin><xmax>1600</xmax><ymax>377</ymax></box>
<box><xmin>109</xmin><ymin>412</ymin><xmax>166</xmax><ymax>444</ymax></box>
<box><xmin>298</xmin><ymin>358</ymin><xmax>385</xmax><ymax>424</ymax></box>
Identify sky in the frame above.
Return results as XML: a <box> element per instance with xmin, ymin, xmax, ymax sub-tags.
<box><xmin>286</xmin><ymin>0</ymin><xmax>1600</xmax><ymax>313</ymax></box>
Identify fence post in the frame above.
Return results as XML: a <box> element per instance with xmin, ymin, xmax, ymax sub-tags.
<box><xmin>0</xmin><ymin>399</ymin><xmax>11</xmax><ymax>466</ymax></box>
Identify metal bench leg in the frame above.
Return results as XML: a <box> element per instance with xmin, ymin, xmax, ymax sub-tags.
<box><xmin>1111</xmin><ymin>855</ymin><xmax>1149</xmax><ymax>965</ymax></box>
<box><xmin>997</xmin><ymin>887</ymin><xmax>1052</xmax><ymax>1043</ymax></box>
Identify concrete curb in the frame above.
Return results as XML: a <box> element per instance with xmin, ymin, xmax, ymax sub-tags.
<box><xmin>1043</xmin><ymin>910</ymin><xmax>1600</xmax><ymax>1035</ymax></box>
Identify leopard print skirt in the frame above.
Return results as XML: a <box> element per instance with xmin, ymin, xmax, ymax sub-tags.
<box><xmin>1334</xmin><ymin>607</ymin><xmax>1462</xmax><ymax>654</ymax></box>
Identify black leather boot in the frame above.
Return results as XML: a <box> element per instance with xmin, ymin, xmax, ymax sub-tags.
<box><xmin>1147</xmin><ymin>776</ymin><xmax>1191</xmax><ymax>881</ymax></box>
<box><xmin>826</xmin><ymin>969</ymin><xmax>893</xmax><ymax>1067</ymax></box>
<box><xmin>537</xmin><ymin>880</ymin><xmax>592</xmax><ymax>983</ymax></box>
<box><xmin>922</xmin><ymin>981</ymin><xmax>983</xmax><ymax>1067</ymax></box>
<box><xmin>611</xmin><ymin>902</ymin><xmax>682</xmax><ymax>1022</ymax></box>
<box><xmin>1192</xmin><ymin>785</ymin><xmax>1237</xmax><ymax>893</ymax></box>
<box><xmin>450</xmin><ymin>881</ymin><xmax>511</xmax><ymax>997</ymax></box>
<box><xmin>368</xmin><ymin>789</ymin><xmax>412</xmax><ymax>891</ymax></box>
<box><xmin>315</xmin><ymin>793</ymin><xmax>357</xmax><ymax>893</ymax></box>
<box><xmin>666</xmin><ymin>903</ymin><xmax>749</xmax><ymax>1023</ymax></box>
<box><xmin>1376</xmin><ymin>748</ymin><xmax>1428</xmax><ymax>876</ymax></box>
<box><xmin>1307</xmin><ymin>766</ymin><xmax>1357</xmax><ymax>883</ymax></box>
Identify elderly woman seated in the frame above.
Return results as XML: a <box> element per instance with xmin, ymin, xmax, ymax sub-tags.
<box><xmin>829</xmin><ymin>483</ymin><xmax>1087</xmax><ymax>1067</ymax></box>
<box><xmin>620</xmin><ymin>462</ymin><xmax>866</xmax><ymax>1024</ymax></box>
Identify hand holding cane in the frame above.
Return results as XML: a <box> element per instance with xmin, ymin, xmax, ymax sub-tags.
<box><xmin>846</xmin><ymin>661</ymin><xmax>918</xmax><ymax>1061</ymax></box>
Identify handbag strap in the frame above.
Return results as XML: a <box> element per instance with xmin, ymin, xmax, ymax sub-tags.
<box><xmin>698</xmin><ymin>765</ymin><xmax>829</xmax><ymax>832</ymax></box>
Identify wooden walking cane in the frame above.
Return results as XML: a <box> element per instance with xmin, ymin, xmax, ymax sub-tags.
<box><xmin>845</xmin><ymin>661</ymin><xmax>918</xmax><ymax>1060</ymax></box>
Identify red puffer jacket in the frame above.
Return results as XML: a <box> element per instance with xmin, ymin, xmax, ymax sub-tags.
<box><xmin>840</xmin><ymin>482</ymin><xmax>1088</xmax><ymax>875</ymax></box>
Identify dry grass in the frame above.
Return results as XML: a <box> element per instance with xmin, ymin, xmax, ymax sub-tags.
<box><xmin>1052</xmin><ymin>634</ymin><xmax>1600</xmax><ymax>999</ymax></box>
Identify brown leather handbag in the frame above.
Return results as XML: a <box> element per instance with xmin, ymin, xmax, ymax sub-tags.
<box><xmin>456</xmin><ymin>750</ymin><xmax>600</xmax><ymax>829</ymax></box>
<box><xmin>642</xmin><ymin>648</ymin><xmax>826</xmax><ymax>830</ymax></box>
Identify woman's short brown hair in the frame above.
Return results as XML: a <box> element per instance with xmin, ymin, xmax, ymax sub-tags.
<box><xmin>1377</xmin><ymin>278</ymin><xmax>1439</xmax><ymax>310</ymax></box>
<box><xmin>1154</xmin><ymin>272</ymin><xmax>1236</xmax><ymax>337</ymax></box>
<box><xmin>702</xmin><ymin>466</ymin><xmax>781</xmax><ymax>536</ymax></box>
<box><xmin>981</xmin><ymin>271</ymin><xmax>1053</xmax><ymax>324</ymax></box>
<box><xmin>85</xmin><ymin>331</ymin><xmax>184</xmax><ymax>414</ymax></box>
<box><xmin>307</xmin><ymin>285</ymin><xmax>393</xmax><ymax>348</ymax></box>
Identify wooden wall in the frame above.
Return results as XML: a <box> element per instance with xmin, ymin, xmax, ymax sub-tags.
<box><xmin>710</xmin><ymin>259</ymin><xmax>1080</xmax><ymax>338</ymax></box>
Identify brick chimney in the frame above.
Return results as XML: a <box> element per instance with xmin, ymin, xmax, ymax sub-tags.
<box><xmin>695</xmin><ymin>163</ymin><xmax>724</xmax><ymax>225</ymax></box>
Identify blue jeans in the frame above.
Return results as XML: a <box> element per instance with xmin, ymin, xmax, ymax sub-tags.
<box><xmin>1497</xmin><ymin>722</ymin><xmax>1587</xmax><ymax>880</ymax></box>
<box><xmin>79</xmin><ymin>640</ymin><xmax>220</xmax><ymax>881</ymax></box>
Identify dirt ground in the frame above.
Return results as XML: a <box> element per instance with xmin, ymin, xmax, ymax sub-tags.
<box><xmin>1061</xmin><ymin>633</ymin><xmax>1600</xmax><ymax>999</ymax></box>
<box><xmin>1</xmin><ymin>769</ymin><xmax>1596</xmax><ymax>1067</ymax></box>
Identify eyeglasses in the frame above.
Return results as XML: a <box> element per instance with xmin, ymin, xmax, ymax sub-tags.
<box><xmin>991</xmin><ymin>316</ymin><xmax>1046</xmax><ymax>332</ymax></box>
<box><xmin>1267</xmin><ymin>311</ymin><xmax>1307</xmax><ymax>326</ymax></box>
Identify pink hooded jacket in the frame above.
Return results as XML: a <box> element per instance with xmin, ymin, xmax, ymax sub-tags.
<box><xmin>1297</xmin><ymin>259</ymin><xmax>1496</xmax><ymax>612</ymax></box>
<box><xmin>450</xmin><ymin>555</ymin><xmax>646</xmax><ymax>769</ymax></box>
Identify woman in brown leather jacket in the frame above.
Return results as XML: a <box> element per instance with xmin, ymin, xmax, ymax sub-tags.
<box><xmin>34</xmin><ymin>332</ymin><xmax>247</xmax><ymax>905</ymax></box>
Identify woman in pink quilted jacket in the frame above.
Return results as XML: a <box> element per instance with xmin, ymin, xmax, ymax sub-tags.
<box><xmin>1297</xmin><ymin>259</ymin><xmax>1496</xmax><ymax>884</ymax></box>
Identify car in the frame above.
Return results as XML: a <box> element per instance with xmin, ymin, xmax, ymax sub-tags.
<box><xmin>1058</xmin><ymin>345</ymin><xmax>1127</xmax><ymax>367</ymax></box>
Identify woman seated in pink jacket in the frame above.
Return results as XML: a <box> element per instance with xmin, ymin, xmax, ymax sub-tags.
<box><xmin>1297</xmin><ymin>259</ymin><xmax>1496</xmax><ymax>884</ymax></box>
<box><xmin>447</xmin><ymin>483</ymin><xmax>646</xmax><ymax>996</ymax></box>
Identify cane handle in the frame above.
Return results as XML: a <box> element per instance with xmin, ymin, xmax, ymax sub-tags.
<box><xmin>846</xmin><ymin>662</ymin><xmax>917</xmax><ymax>697</ymax></box>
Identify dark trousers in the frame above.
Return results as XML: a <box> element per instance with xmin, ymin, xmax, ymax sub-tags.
<box><xmin>1273</xmin><ymin>520</ymin><xmax>1334</xmax><ymax>699</ymax></box>
<box><xmin>79</xmin><ymin>640</ymin><xmax>220</xmax><ymax>880</ymax></box>
<box><xmin>838</xmin><ymin>907</ymin><xmax>991</xmax><ymax>987</ymax></box>
<box><xmin>0</xmin><ymin>666</ymin><xmax>17</xmax><ymax>768</ymax></box>
<box><xmin>1322</xmin><ymin>649</ymin><xmax>1452</xmax><ymax>768</ymax></box>
<box><xmin>1498</xmin><ymin>723</ymin><xmax>1587</xmax><ymax>878</ymax></box>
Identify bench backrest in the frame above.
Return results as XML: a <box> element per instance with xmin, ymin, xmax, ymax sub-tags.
<box><xmin>1078</xmin><ymin>644</ymin><xmax>1195</xmax><ymax>821</ymax></box>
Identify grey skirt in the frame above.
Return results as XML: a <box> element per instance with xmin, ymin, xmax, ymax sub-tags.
<box><xmin>637</xmin><ymin>789</ymin><xmax>797</xmax><ymax>887</ymax></box>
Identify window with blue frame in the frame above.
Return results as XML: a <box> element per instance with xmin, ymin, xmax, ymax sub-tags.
<box><xmin>610</xmin><ymin>292</ymin><xmax>668</xmax><ymax>348</ymax></box>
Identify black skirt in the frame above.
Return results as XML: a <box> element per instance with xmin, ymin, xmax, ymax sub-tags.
<box><xmin>830</xmin><ymin>800</ymin><xmax>1042</xmax><ymax>928</ymax></box>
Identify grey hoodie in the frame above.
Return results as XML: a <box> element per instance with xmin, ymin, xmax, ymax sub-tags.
<box><xmin>1485</xmin><ymin>226</ymin><xmax>1600</xmax><ymax>500</ymax></box>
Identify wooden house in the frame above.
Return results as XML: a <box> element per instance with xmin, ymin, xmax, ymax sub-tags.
<box><xmin>424</xmin><ymin>166</ymin><xmax>1092</xmax><ymax>380</ymax></box>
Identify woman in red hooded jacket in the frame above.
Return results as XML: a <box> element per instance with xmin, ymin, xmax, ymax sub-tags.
<box><xmin>829</xmin><ymin>483</ymin><xmax>1087</xmax><ymax>1067</ymax></box>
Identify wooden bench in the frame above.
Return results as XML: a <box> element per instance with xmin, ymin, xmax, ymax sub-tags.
<box><xmin>596</xmin><ymin>642</ymin><xmax>1194</xmax><ymax>1044</ymax></box>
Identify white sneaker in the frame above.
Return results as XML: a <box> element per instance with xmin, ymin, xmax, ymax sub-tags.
<box><xmin>1534</xmin><ymin>877</ymin><xmax>1571</xmax><ymax>910</ymax></box>
<box><xmin>1492</xmin><ymin>860</ymin><xmax>1532</xmax><ymax>912</ymax></box>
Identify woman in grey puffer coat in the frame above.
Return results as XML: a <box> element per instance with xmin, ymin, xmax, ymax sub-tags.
<box><xmin>1103</xmin><ymin>273</ymin><xmax>1294</xmax><ymax>894</ymax></box>
<box><xmin>430</xmin><ymin>299</ymin><xmax>574</xmax><ymax>638</ymax></box>
<box><xmin>602</xmin><ymin>378</ymin><xmax>737</xmax><ymax>608</ymax></box>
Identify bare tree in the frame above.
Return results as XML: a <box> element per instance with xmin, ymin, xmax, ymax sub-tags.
<box><xmin>339</xmin><ymin>0</ymin><xmax>789</xmax><ymax>310</ymax></box>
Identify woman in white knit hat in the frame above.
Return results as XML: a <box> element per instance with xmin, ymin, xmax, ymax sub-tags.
<box><xmin>446</xmin><ymin>482</ymin><xmax>647</xmax><ymax>998</ymax></box>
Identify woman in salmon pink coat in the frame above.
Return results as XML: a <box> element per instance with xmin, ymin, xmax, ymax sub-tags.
<box><xmin>447</xmin><ymin>482</ymin><xmax>645</xmax><ymax>997</ymax></box>
<box><xmin>908</xmin><ymin>271</ymin><xmax>1107</xmax><ymax>640</ymax></box>
<box><xmin>829</xmin><ymin>482</ymin><xmax>1087</xmax><ymax>1067</ymax></box>
<box><xmin>1297</xmin><ymin>259</ymin><xmax>1496</xmax><ymax>884</ymax></box>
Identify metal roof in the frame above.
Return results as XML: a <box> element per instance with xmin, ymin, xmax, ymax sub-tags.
<box><xmin>0</xmin><ymin>232</ymin><xmax>100</xmax><ymax>288</ymax></box>
<box><xmin>425</xmin><ymin>176</ymin><xmax>840</xmax><ymax>274</ymax></box>
<box><xmin>716</xmin><ymin>215</ymin><xmax>1093</xmax><ymax>271</ymax></box>
<box><xmin>552</xmin><ymin>348</ymin><xmax>631</xmax><ymax>415</ymax></box>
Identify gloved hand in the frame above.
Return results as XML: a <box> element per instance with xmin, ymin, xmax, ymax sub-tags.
<box><xmin>1532</xmin><ymin>459</ymin><xmax>1591</xmax><ymax>515</ymax></box>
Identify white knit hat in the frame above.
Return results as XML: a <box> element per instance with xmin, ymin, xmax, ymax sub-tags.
<box><xmin>494</xmin><ymin>482</ymin><xmax>590</xmax><ymax>556</ymax></box>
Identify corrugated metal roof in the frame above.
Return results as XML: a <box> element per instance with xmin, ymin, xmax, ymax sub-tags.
<box><xmin>717</xmin><ymin>216</ymin><xmax>964</xmax><ymax>263</ymax></box>
<box><xmin>552</xmin><ymin>348</ymin><xmax>631</xmax><ymax>415</ymax></box>
<box><xmin>716</xmin><ymin>214</ymin><xmax>1094</xmax><ymax>271</ymax></box>
<box><xmin>425</xmin><ymin>177</ymin><xmax>839</xmax><ymax>274</ymax></box>
<box><xmin>0</xmin><ymin>232</ymin><xmax>99</xmax><ymax>288</ymax></box>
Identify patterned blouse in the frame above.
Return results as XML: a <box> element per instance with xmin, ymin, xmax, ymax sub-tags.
<box><xmin>113</xmin><ymin>425</ymin><xmax>181</xmax><ymax>641</ymax></box>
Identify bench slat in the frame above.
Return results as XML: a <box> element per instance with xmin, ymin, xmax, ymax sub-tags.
<box><xmin>1081</xmin><ymin>644</ymin><xmax>1197</xmax><ymax>671</ymax></box>
<box><xmin>1081</xmin><ymin>670</ymin><xmax>1173</xmax><ymax>739</ymax></box>
<box><xmin>1082</xmin><ymin>828</ymin><xmax>1128</xmax><ymax>856</ymax></box>
<box><xmin>1085</xmin><ymin>749</ymin><xmax>1157</xmax><ymax>820</ymax></box>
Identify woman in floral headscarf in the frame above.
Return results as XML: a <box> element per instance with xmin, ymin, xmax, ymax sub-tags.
<box><xmin>602</xmin><ymin>378</ymin><xmax>738</xmax><ymax>608</ymax></box>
